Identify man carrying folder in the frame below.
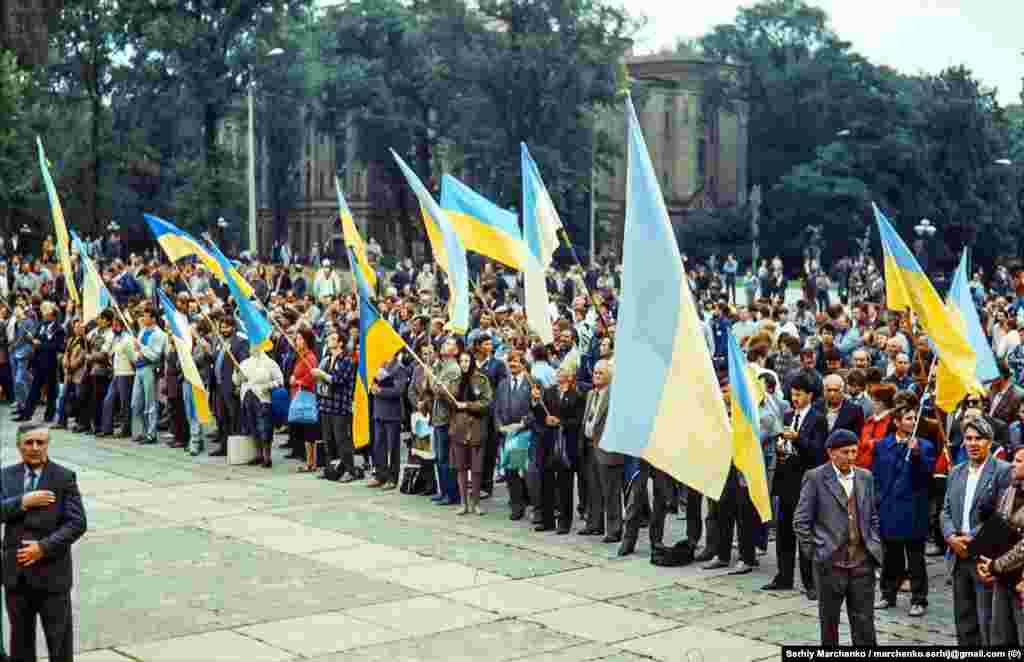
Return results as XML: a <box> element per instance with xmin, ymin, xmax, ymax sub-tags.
<box><xmin>941</xmin><ymin>417</ymin><xmax>1011</xmax><ymax>646</ymax></box>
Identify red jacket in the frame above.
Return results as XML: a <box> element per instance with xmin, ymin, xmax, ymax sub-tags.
<box><xmin>857</xmin><ymin>411</ymin><xmax>892</xmax><ymax>470</ymax></box>
<box><xmin>290</xmin><ymin>350</ymin><xmax>317</xmax><ymax>397</ymax></box>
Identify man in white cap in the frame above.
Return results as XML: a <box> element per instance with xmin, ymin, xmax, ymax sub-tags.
<box><xmin>313</xmin><ymin>258</ymin><xmax>342</xmax><ymax>300</ymax></box>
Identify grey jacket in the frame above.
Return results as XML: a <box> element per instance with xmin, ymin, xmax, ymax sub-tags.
<box><xmin>940</xmin><ymin>456</ymin><xmax>1012</xmax><ymax>546</ymax></box>
<box><xmin>794</xmin><ymin>463</ymin><xmax>883</xmax><ymax>566</ymax></box>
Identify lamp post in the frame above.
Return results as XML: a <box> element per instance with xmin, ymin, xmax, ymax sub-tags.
<box><xmin>248</xmin><ymin>47</ymin><xmax>285</xmax><ymax>259</ymax></box>
<box><xmin>217</xmin><ymin>216</ymin><xmax>230</xmax><ymax>252</ymax></box>
<box><xmin>914</xmin><ymin>218</ymin><xmax>937</xmax><ymax>273</ymax></box>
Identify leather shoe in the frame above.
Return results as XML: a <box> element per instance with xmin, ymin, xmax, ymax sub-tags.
<box><xmin>694</xmin><ymin>549</ymin><xmax>716</xmax><ymax>563</ymax></box>
<box><xmin>601</xmin><ymin>534</ymin><xmax>622</xmax><ymax>544</ymax></box>
<box><xmin>208</xmin><ymin>446</ymin><xmax>227</xmax><ymax>457</ymax></box>
<box><xmin>534</xmin><ymin>524</ymin><xmax>555</xmax><ymax>532</ymax></box>
<box><xmin>556</xmin><ymin>527</ymin><xmax>570</xmax><ymax>535</ymax></box>
<box><xmin>577</xmin><ymin>527</ymin><xmax>601</xmax><ymax>536</ymax></box>
<box><xmin>617</xmin><ymin>539</ymin><xmax>636</xmax><ymax>557</ymax></box>
<box><xmin>702</xmin><ymin>559</ymin><xmax>730</xmax><ymax>570</ymax></box>
<box><xmin>908</xmin><ymin>604</ymin><xmax>926</xmax><ymax>617</ymax></box>
<box><xmin>761</xmin><ymin>580</ymin><xmax>794</xmax><ymax>591</ymax></box>
<box><xmin>805</xmin><ymin>588</ymin><xmax>818</xmax><ymax>601</ymax></box>
<box><xmin>730</xmin><ymin>561</ymin><xmax>754</xmax><ymax>575</ymax></box>
<box><xmin>509</xmin><ymin>510</ymin><xmax>524</xmax><ymax>521</ymax></box>
<box><xmin>874</xmin><ymin>598</ymin><xmax>894</xmax><ymax>610</ymax></box>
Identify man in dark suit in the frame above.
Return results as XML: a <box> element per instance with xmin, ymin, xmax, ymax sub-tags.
<box><xmin>369</xmin><ymin>358</ymin><xmax>410</xmax><ymax>490</ymax></box>
<box><xmin>475</xmin><ymin>335</ymin><xmax>507</xmax><ymax>499</ymax></box>
<box><xmin>209</xmin><ymin>316</ymin><xmax>248</xmax><ymax>457</ymax></box>
<box><xmin>493</xmin><ymin>351</ymin><xmax>533</xmax><ymax>520</ymax></box>
<box><xmin>794</xmin><ymin>429</ymin><xmax>883</xmax><ymax>646</ymax></box>
<box><xmin>765</xmin><ymin>373</ymin><xmax>828</xmax><ymax>597</ymax></box>
<box><xmin>940</xmin><ymin>417</ymin><xmax>1012</xmax><ymax>646</ymax></box>
<box><xmin>987</xmin><ymin>360</ymin><xmax>1024</xmax><ymax>427</ymax></box>
<box><xmin>822</xmin><ymin>374</ymin><xmax>865</xmax><ymax>439</ymax></box>
<box><xmin>1</xmin><ymin>424</ymin><xmax>87</xmax><ymax>662</ymax></box>
<box><xmin>18</xmin><ymin>302</ymin><xmax>66</xmax><ymax>423</ymax></box>
<box><xmin>583</xmin><ymin>360</ymin><xmax>622</xmax><ymax>543</ymax></box>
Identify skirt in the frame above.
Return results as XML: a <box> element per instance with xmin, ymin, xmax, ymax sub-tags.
<box><xmin>450</xmin><ymin>440</ymin><xmax>482</xmax><ymax>473</ymax></box>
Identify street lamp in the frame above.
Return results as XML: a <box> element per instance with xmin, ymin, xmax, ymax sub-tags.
<box><xmin>914</xmin><ymin>218</ymin><xmax>937</xmax><ymax>273</ymax></box>
<box><xmin>248</xmin><ymin>47</ymin><xmax>285</xmax><ymax>260</ymax></box>
<box><xmin>107</xmin><ymin>221</ymin><xmax>120</xmax><ymax>233</ymax></box>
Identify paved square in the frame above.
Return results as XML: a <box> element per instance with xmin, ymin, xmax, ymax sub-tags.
<box><xmin>13</xmin><ymin>427</ymin><xmax>961</xmax><ymax>660</ymax></box>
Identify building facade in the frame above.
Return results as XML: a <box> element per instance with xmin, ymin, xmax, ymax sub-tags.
<box><xmin>245</xmin><ymin>54</ymin><xmax>748</xmax><ymax>262</ymax></box>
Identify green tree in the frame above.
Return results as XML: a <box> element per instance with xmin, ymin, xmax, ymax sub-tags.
<box><xmin>0</xmin><ymin>51</ymin><xmax>32</xmax><ymax>234</ymax></box>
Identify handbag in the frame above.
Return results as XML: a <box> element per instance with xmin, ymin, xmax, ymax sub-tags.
<box><xmin>500</xmin><ymin>429</ymin><xmax>532</xmax><ymax>474</ymax></box>
<box><xmin>287</xmin><ymin>389</ymin><xmax>319</xmax><ymax>425</ymax></box>
<box><xmin>271</xmin><ymin>387</ymin><xmax>290</xmax><ymax>425</ymax></box>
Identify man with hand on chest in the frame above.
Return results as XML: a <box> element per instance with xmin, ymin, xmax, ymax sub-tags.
<box><xmin>1</xmin><ymin>424</ymin><xmax>87</xmax><ymax>662</ymax></box>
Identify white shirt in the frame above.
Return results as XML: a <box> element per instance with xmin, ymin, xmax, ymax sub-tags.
<box><xmin>962</xmin><ymin>462</ymin><xmax>985</xmax><ymax>534</ymax></box>
<box><xmin>833</xmin><ymin>463</ymin><xmax>854</xmax><ymax>498</ymax></box>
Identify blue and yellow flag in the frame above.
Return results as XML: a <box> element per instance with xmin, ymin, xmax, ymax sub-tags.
<box><xmin>37</xmin><ymin>137</ymin><xmax>79</xmax><ymax>304</ymax></box>
<box><xmin>727</xmin><ymin>331</ymin><xmax>772</xmax><ymax>522</ymax></box>
<box><xmin>207</xmin><ymin>236</ymin><xmax>273</xmax><ymax>352</ymax></box>
<box><xmin>70</xmin><ymin>230</ymin><xmax>111</xmax><ymax>324</ymax></box>
<box><xmin>390</xmin><ymin>150</ymin><xmax>469</xmax><ymax>333</ymax></box>
<box><xmin>336</xmin><ymin>177</ymin><xmax>377</xmax><ymax>291</ymax></box>
<box><xmin>600</xmin><ymin>97</ymin><xmax>733</xmax><ymax>500</ymax></box>
<box><xmin>935</xmin><ymin>250</ymin><xmax>996</xmax><ymax>411</ymax></box>
<box><xmin>874</xmin><ymin>203</ymin><xmax>978</xmax><ymax>411</ymax></box>
<box><xmin>158</xmin><ymin>291</ymin><xmax>212</xmax><ymax>424</ymax></box>
<box><xmin>352</xmin><ymin>264</ymin><xmax>406</xmax><ymax>449</ymax></box>
<box><xmin>143</xmin><ymin>213</ymin><xmax>254</xmax><ymax>298</ymax></box>
<box><xmin>439</xmin><ymin>174</ymin><xmax>526</xmax><ymax>272</ymax></box>
<box><xmin>520</xmin><ymin>143</ymin><xmax>563</xmax><ymax>344</ymax></box>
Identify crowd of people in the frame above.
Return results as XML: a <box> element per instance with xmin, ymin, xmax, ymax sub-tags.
<box><xmin>7</xmin><ymin>235</ymin><xmax>1024</xmax><ymax>648</ymax></box>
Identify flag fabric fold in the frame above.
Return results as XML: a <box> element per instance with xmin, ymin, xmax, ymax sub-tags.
<box><xmin>390</xmin><ymin>150</ymin><xmax>469</xmax><ymax>333</ymax></box>
<box><xmin>143</xmin><ymin>213</ymin><xmax>254</xmax><ymax>298</ymax></box>
<box><xmin>158</xmin><ymin>291</ymin><xmax>212</xmax><ymax>424</ymax></box>
<box><xmin>336</xmin><ymin>177</ymin><xmax>377</xmax><ymax>292</ymax></box>
<box><xmin>439</xmin><ymin>174</ymin><xmax>526</xmax><ymax>271</ymax></box>
<box><xmin>727</xmin><ymin>331</ymin><xmax>772</xmax><ymax>523</ymax></box>
<box><xmin>352</xmin><ymin>263</ymin><xmax>406</xmax><ymax>449</ymax></box>
<box><xmin>37</xmin><ymin>137</ymin><xmax>79</xmax><ymax>304</ymax></box>
<box><xmin>874</xmin><ymin>203</ymin><xmax>979</xmax><ymax>412</ymax></box>
<box><xmin>935</xmin><ymin>250</ymin><xmax>996</xmax><ymax>411</ymax></box>
<box><xmin>70</xmin><ymin>230</ymin><xmax>111</xmax><ymax>324</ymax></box>
<box><xmin>600</xmin><ymin>97</ymin><xmax>733</xmax><ymax>500</ymax></box>
<box><xmin>520</xmin><ymin>143</ymin><xmax>562</xmax><ymax>344</ymax></box>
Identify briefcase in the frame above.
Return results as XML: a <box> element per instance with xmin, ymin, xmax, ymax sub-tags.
<box><xmin>967</xmin><ymin>514</ymin><xmax>1022</xmax><ymax>560</ymax></box>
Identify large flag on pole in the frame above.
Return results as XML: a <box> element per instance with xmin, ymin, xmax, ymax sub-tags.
<box><xmin>69</xmin><ymin>230</ymin><xmax>111</xmax><ymax>324</ymax></box>
<box><xmin>390</xmin><ymin>150</ymin><xmax>469</xmax><ymax>333</ymax></box>
<box><xmin>520</xmin><ymin>143</ymin><xmax>562</xmax><ymax>344</ymax></box>
<box><xmin>727</xmin><ymin>331</ymin><xmax>772</xmax><ymax>522</ymax></box>
<box><xmin>600</xmin><ymin>97</ymin><xmax>733</xmax><ymax>499</ymax></box>
<box><xmin>158</xmin><ymin>291</ymin><xmax>212</xmax><ymax>424</ymax></box>
<box><xmin>935</xmin><ymin>250</ymin><xmax>996</xmax><ymax>411</ymax></box>
<box><xmin>143</xmin><ymin>213</ymin><xmax>255</xmax><ymax>298</ymax></box>
<box><xmin>206</xmin><ymin>235</ymin><xmax>273</xmax><ymax>352</ymax></box>
<box><xmin>352</xmin><ymin>258</ymin><xmax>405</xmax><ymax>449</ymax></box>
<box><xmin>874</xmin><ymin>203</ymin><xmax>978</xmax><ymax>411</ymax></box>
<box><xmin>439</xmin><ymin>174</ymin><xmax>526</xmax><ymax>271</ymax></box>
<box><xmin>336</xmin><ymin>177</ymin><xmax>377</xmax><ymax>292</ymax></box>
<box><xmin>36</xmin><ymin>137</ymin><xmax>79</xmax><ymax>304</ymax></box>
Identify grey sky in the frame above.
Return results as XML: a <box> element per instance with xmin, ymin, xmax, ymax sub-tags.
<box><xmin>631</xmin><ymin>0</ymin><xmax>1023</xmax><ymax>106</ymax></box>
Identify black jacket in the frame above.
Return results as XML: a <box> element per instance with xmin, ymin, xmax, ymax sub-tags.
<box><xmin>1</xmin><ymin>461</ymin><xmax>87</xmax><ymax>592</ymax></box>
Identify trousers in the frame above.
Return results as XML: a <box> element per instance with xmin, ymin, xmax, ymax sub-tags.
<box><xmin>131</xmin><ymin>367</ymin><xmax>158</xmax><ymax>440</ymax></box>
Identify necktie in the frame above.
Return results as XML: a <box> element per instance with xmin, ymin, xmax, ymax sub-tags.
<box><xmin>793</xmin><ymin>411</ymin><xmax>802</xmax><ymax>435</ymax></box>
<box><xmin>25</xmin><ymin>469</ymin><xmax>37</xmax><ymax>492</ymax></box>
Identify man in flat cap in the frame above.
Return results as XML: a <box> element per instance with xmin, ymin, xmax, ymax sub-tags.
<box><xmin>794</xmin><ymin>429</ymin><xmax>883</xmax><ymax>646</ymax></box>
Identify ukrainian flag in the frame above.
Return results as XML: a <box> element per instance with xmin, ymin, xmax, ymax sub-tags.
<box><xmin>352</xmin><ymin>264</ymin><xmax>405</xmax><ymax>449</ymax></box>
<box><xmin>390</xmin><ymin>150</ymin><xmax>470</xmax><ymax>333</ymax></box>
<box><xmin>336</xmin><ymin>177</ymin><xmax>377</xmax><ymax>291</ymax></box>
<box><xmin>874</xmin><ymin>203</ymin><xmax>978</xmax><ymax>410</ymax></box>
<box><xmin>70</xmin><ymin>230</ymin><xmax>111</xmax><ymax>324</ymax></box>
<box><xmin>439</xmin><ymin>174</ymin><xmax>526</xmax><ymax>272</ymax></box>
<box><xmin>600</xmin><ymin>97</ymin><xmax>733</xmax><ymax>500</ymax></box>
<box><xmin>521</xmin><ymin>143</ymin><xmax>563</xmax><ymax>344</ymax></box>
<box><xmin>158</xmin><ymin>291</ymin><xmax>212</xmax><ymax>424</ymax></box>
<box><xmin>36</xmin><ymin>137</ymin><xmax>79</xmax><ymax>304</ymax></box>
<box><xmin>206</xmin><ymin>235</ymin><xmax>273</xmax><ymax>352</ymax></box>
<box><xmin>727</xmin><ymin>331</ymin><xmax>772</xmax><ymax>522</ymax></box>
<box><xmin>144</xmin><ymin>213</ymin><xmax>255</xmax><ymax>298</ymax></box>
<box><xmin>935</xmin><ymin>250</ymin><xmax>996</xmax><ymax>411</ymax></box>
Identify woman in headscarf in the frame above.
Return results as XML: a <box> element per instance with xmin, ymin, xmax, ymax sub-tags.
<box><xmin>447</xmin><ymin>350</ymin><xmax>493</xmax><ymax>515</ymax></box>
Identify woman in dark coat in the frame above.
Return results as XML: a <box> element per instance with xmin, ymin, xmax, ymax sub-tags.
<box><xmin>526</xmin><ymin>377</ymin><xmax>561</xmax><ymax>531</ymax></box>
<box><xmin>553</xmin><ymin>368</ymin><xmax>586</xmax><ymax>534</ymax></box>
<box><xmin>448</xmin><ymin>351</ymin><xmax>493</xmax><ymax>515</ymax></box>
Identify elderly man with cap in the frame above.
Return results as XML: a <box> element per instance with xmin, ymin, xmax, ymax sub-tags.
<box><xmin>941</xmin><ymin>416</ymin><xmax>1012</xmax><ymax>646</ymax></box>
<box><xmin>794</xmin><ymin>429</ymin><xmax>883</xmax><ymax>646</ymax></box>
<box><xmin>313</xmin><ymin>259</ymin><xmax>342</xmax><ymax>301</ymax></box>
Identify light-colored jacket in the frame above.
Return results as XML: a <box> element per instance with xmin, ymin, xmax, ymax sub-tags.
<box><xmin>235</xmin><ymin>352</ymin><xmax>284</xmax><ymax>403</ymax></box>
<box><xmin>111</xmin><ymin>333</ymin><xmax>137</xmax><ymax>376</ymax></box>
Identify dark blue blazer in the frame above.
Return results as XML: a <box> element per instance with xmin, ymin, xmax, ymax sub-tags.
<box><xmin>1</xmin><ymin>461</ymin><xmax>87</xmax><ymax>592</ymax></box>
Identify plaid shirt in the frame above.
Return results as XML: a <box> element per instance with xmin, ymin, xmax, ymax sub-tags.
<box><xmin>317</xmin><ymin>352</ymin><xmax>356</xmax><ymax>416</ymax></box>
